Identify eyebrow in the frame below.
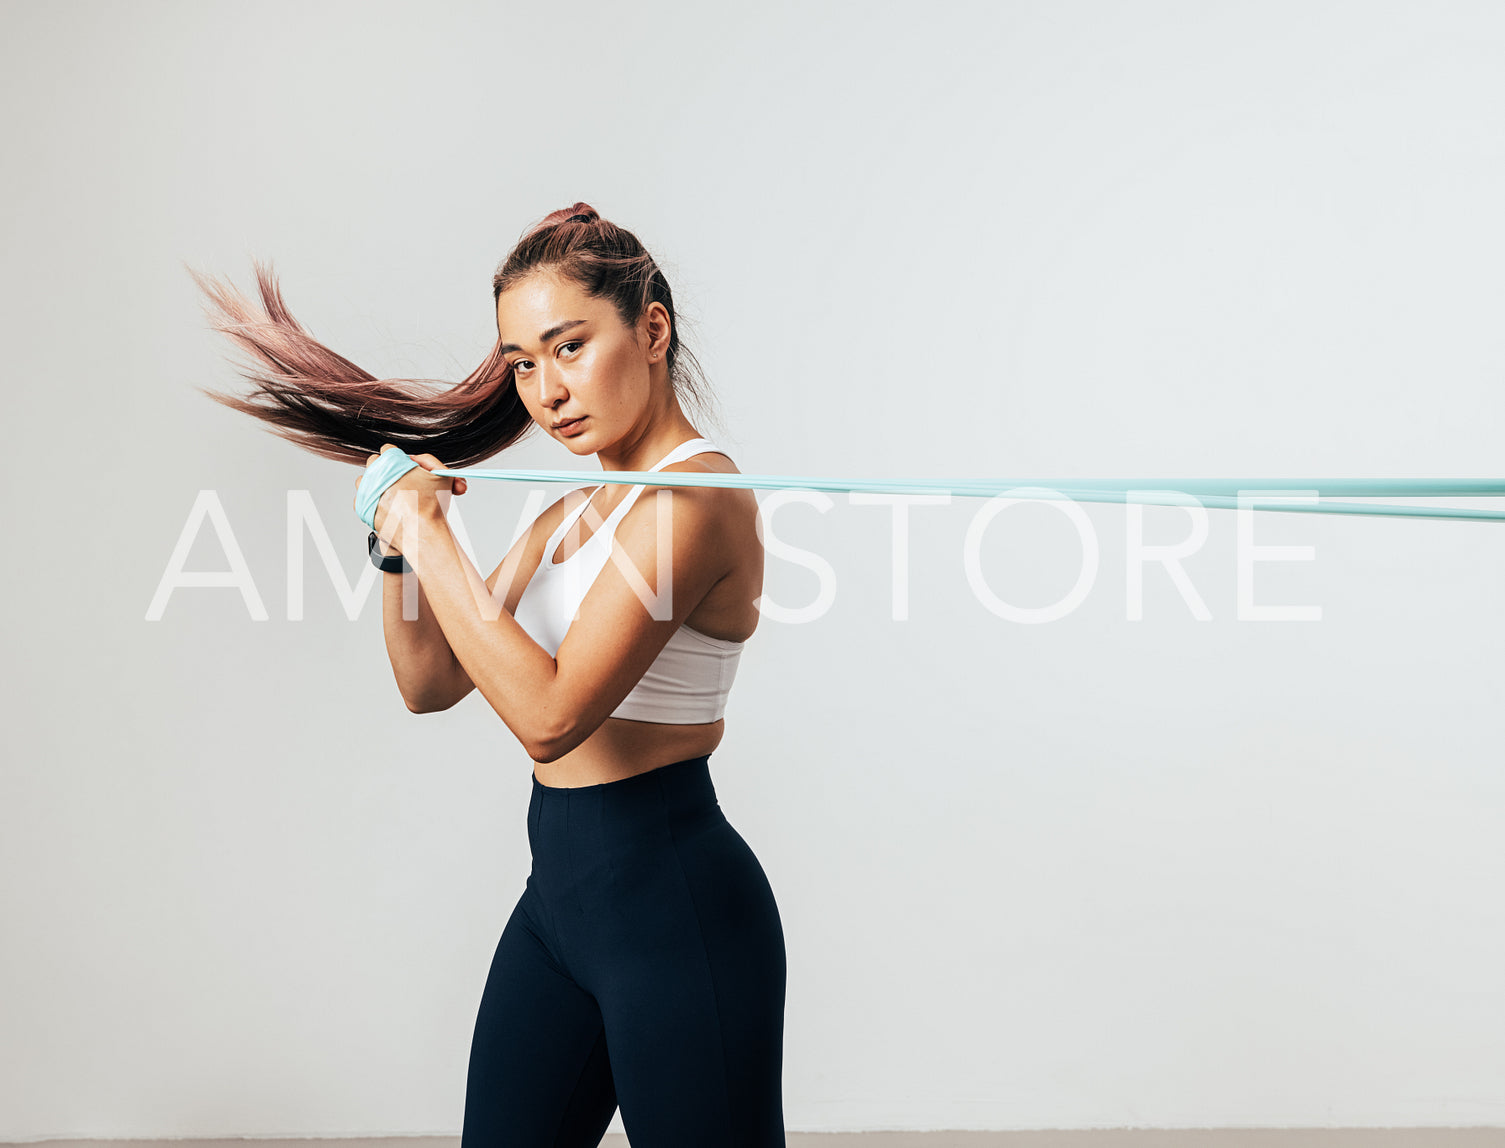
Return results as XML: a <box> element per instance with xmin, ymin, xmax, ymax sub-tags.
<box><xmin>498</xmin><ymin>319</ymin><xmax>588</xmax><ymax>356</ymax></box>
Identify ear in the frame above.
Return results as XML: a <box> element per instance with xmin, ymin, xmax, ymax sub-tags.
<box><xmin>641</xmin><ymin>300</ymin><xmax>672</xmax><ymax>362</ymax></box>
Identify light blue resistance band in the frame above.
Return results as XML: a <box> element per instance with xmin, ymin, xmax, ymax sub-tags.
<box><xmin>356</xmin><ymin>450</ymin><xmax>1505</xmax><ymax>527</ymax></box>
<box><xmin>355</xmin><ymin>448</ymin><xmax>421</xmax><ymax>528</ymax></box>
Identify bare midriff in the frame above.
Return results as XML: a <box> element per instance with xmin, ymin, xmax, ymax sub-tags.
<box><xmin>531</xmin><ymin>715</ymin><xmax>727</xmax><ymax>788</ymax></box>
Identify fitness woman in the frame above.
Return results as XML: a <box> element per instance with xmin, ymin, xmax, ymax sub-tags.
<box><xmin>195</xmin><ymin>203</ymin><xmax>787</xmax><ymax>1146</ymax></box>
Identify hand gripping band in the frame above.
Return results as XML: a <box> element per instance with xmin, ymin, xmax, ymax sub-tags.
<box><xmin>356</xmin><ymin>449</ymin><xmax>422</xmax><ymax>529</ymax></box>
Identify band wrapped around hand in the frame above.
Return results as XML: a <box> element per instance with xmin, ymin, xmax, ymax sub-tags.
<box><xmin>356</xmin><ymin>448</ymin><xmax>421</xmax><ymax>529</ymax></box>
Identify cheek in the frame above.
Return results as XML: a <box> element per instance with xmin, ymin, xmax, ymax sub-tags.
<box><xmin>515</xmin><ymin>378</ymin><xmax>543</xmax><ymax>412</ymax></box>
<box><xmin>597</xmin><ymin>343</ymin><xmax>643</xmax><ymax>387</ymax></box>
<box><xmin>574</xmin><ymin>347</ymin><xmax>616</xmax><ymax>392</ymax></box>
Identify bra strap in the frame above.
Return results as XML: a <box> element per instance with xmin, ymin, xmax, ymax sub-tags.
<box><xmin>600</xmin><ymin>438</ymin><xmax>722</xmax><ymax>532</ymax></box>
<box><xmin>650</xmin><ymin>437</ymin><xmax>722</xmax><ymax>471</ymax></box>
<box><xmin>547</xmin><ymin>438</ymin><xmax>725</xmax><ymax>563</ymax></box>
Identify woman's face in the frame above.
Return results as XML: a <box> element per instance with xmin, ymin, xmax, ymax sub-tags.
<box><xmin>496</xmin><ymin>271</ymin><xmax>653</xmax><ymax>454</ymax></box>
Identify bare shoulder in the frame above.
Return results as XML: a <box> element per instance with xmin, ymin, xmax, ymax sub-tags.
<box><xmin>613</xmin><ymin>445</ymin><xmax>763</xmax><ymax>641</ymax></box>
<box><xmin>615</xmin><ymin>447</ymin><xmax>756</xmax><ymax>542</ymax></box>
<box><xmin>649</xmin><ymin>448</ymin><xmax>756</xmax><ymax>526</ymax></box>
<box><xmin>659</xmin><ymin>446</ymin><xmax>753</xmax><ymax>505</ymax></box>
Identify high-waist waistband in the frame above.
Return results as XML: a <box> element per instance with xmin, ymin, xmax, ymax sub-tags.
<box><xmin>527</xmin><ymin>754</ymin><xmax>719</xmax><ymax>850</ymax></box>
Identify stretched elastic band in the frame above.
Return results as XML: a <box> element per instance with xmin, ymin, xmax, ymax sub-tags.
<box><xmin>356</xmin><ymin>449</ymin><xmax>421</xmax><ymax>529</ymax></box>
<box><xmin>429</xmin><ymin>467</ymin><xmax>1505</xmax><ymax>524</ymax></box>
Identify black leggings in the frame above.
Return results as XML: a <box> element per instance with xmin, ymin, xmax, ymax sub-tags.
<box><xmin>461</xmin><ymin>754</ymin><xmax>788</xmax><ymax>1147</ymax></box>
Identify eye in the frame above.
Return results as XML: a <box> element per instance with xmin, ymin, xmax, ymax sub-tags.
<box><xmin>559</xmin><ymin>340</ymin><xmax>583</xmax><ymax>356</ymax></box>
<box><xmin>510</xmin><ymin>358</ymin><xmax>533</xmax><ymax>373</ymax></box>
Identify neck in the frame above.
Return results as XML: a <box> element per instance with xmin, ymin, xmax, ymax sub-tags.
<box><xmin>596</xmin><ymin>395</ymin><xmax>703</xmax><ymax>474</ymax></box>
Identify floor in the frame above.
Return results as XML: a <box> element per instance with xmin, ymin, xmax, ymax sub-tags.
<box><xmin>13</xmin><ymin>1132</ymin><xmax>1505</xmax><ymax>1147</ymax></box>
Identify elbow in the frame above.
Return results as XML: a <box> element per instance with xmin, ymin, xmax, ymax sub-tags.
<box><xmin>526</xmin><ymin>740</ymin><xmax>562</xmax><ymax>765</ymax></box>
<box><xmin>400</xmin><ymin>655</ymin><xmax>470</xmax><ymax>715</ymax></box>
<box><xmin>404</xmin><ymin>691</ymin><xmax>454</xmax><ymax>715</ymax></box>
<box><xmin>525</xmin><ymin>729</ymin><xmax>567</xmax><ymax>764</ymax></box>
<box><xmin>525</xmin><ymin>714</ymin><xmax>582</xmax><ymax>764</ymax></box>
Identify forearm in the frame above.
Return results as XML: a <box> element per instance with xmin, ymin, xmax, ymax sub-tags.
<box><xmin>400</xmin><ymin>512</ymin><xmax>565</xmax><ymax>756</ymax></box>
<box><xmin>379</xmin><ymin>554</ymin><xmax>467</xmax><ymax>712</ymax></box>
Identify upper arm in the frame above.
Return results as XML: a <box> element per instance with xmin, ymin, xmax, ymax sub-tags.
<box><xmin>544</xmin><ymin>483</ymin><xmax>735</xmax><ymax>745</ymax></box>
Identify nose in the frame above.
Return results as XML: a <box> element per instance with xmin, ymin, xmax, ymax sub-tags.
<box><xmin>535</xmin><ymin>362</ymin><xmax>568</xmax><ymax>408</ymax></box>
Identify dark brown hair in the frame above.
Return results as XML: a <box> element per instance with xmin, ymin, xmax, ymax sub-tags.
<box><xmin>192</xmin><ymin>202</ymin><xmax>719</xmax><ymax>467</ymax></box>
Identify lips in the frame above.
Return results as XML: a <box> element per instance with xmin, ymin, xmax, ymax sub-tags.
<box><xmin>553</xmin><ymin>416</ymin><xmax>585</xmax><ymax>430</ymax></box>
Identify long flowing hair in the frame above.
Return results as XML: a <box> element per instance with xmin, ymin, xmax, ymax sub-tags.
<box><xmin>191</xmin><ymin>202</ymin><xmax>720</xmax><ymax>468</ymax></box>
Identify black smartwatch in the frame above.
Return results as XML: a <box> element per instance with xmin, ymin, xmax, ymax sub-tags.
<box><xmin>368</xmin><ymin>530</ymin><xmax>411</xmax><ymax>573</ymax></box>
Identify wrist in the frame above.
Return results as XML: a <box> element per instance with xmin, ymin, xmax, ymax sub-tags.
<box><xmin>396</xmin><ymin>511</ymin><xmax>450</xmax><ymax>569</ymax></box>
<box><xmin>368</xmin><ymin>530</ymin><xmax>409</xmax><ymax>573</ymax></box>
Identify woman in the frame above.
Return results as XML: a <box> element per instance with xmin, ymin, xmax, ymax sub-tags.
<box><xmin>196</xmin><ymin>203</ymin><xmax>787</xmax><ymax>1146</ymax></box>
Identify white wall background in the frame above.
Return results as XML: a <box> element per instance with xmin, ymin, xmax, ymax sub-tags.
<box><xmin>3</xmin><ymin>0</ymin><xmax>1504</xmax><ymax>1137</ymax></box>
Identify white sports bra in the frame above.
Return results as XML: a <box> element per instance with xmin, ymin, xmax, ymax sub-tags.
<box><xmin>511</xmin><ymin>437</ymin><xmax>745</xmax><ymax>724</ymax></box>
